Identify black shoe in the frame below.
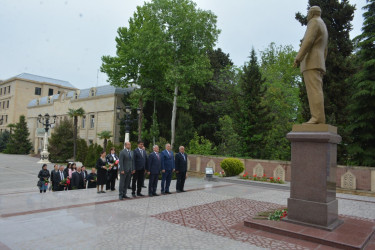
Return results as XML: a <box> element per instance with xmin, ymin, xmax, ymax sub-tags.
<box><xmin>128</xmin><ymin>186</ymin><xmax>131</xmax><ymax>189</ymax></box>
<box><xmin>181</xmin><ymin>190</ymin><xmax>186</xmax><ymax>192</ymax></box>
<box><xmin>152</xmin><ymin>193</ymin><xmax>159</xmax><ymax>196</ymax></box>
<box><xmin>132</xmin><ymin>193</ymin><xmax>136</xmax><ymax>198</ymax></box>
<box><xmin>161</xmin><ymin>191</ymin><xmax>165</xmax><ymax>194</ymax></box>
<box><xmin>40</xmin><ymin>190</ymin><xmax>42</xmax><ymax>193</ymax></box>
<box><xmin>101</xmin><ymin>191</ymin><xmax>106</xmax><ymax>193</ymax></box>
<box><xmin>123</xmin><ymin>195</ymin><xmax>130</xmax><ymax>199</ymax></box>
<box><xmin>149</xmin><ymin>194</ymin><xmax>153</xmax><ymax>197</ymax></box>
<box><xmin>43</xmin><ymin>190</ymin><xmax>46</xmax><ymax>193</ymax></box>
<box><xmin>165</xmin><ymin>191</ymin><xmax>172</xmax><ymax>194</ymax></box>
<box><xmin>177</xmin><ymin>190</ymin><xmax>181</xmax><ymax>193</ymax></box>
<box><xmin>137</xmin><ymin>193</ymin><xmax>144</xmax><ymax>197</ymax></box>
<box><xmin>119</xmin><ymin>197</ymin><xmax>123</xmax><ymax>200</ymax></box>
<box><xmin>142</xmin><ymin>185</ymin><xmax>147</xmax><ymax>188</ymax></box>
<box><xmin>97</xmin><ymin>191</ymin><xmax>101</xmax><ymax>194</ymax></box>
<box><xmin>111</xmin><ymin>189</ymin><xmax>116</xmax><ymax>191</ymax></box>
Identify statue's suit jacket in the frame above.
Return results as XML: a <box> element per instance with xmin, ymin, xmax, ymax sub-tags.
<box><xmin>296</xmin><ymin>16</ymin><xmax>328</xmax><ymax>73</ymax></box>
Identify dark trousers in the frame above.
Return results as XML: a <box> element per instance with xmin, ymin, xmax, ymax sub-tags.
<box><xmin>106</xmin><ymin>171</ymin><xmax>117</xmax><ymax>190</ymax></box>
<box><xmin>132</xmin><ymin>170</ymin><xmax>144</xmax><ymax>194</ymax></box>
<box><xmin>52</xmin><ymin>182</ymin><xmax>59</xmax><ymax>191</ymax></box>
<box><xmin>161</xmin><ymin>170</ymin><xmax>172</xmax><ymax>192</ymax></box>
<box><xmin>119</xmin><ymin>172</ymin><xmax>131</xmax><ymax>198</ymax></box>
<box><xmin>176</xmin><ymin>171</ymin><xmax>186</xmax><ymax>191</ymax></box>
<box><xmin>148</xmin><ymin>174</ymin><xmax>159</xmax><ymax>195</ymax></box>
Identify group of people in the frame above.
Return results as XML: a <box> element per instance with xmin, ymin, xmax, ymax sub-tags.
<box><xmin>37</xmin><ymin>141</ymin><xmax>189</xmax><ymax>199</ymax></box>
<box><xmin>37</xmin><ymin>162</ymin><xmax>98</xmax><ymax>193</ymax></box>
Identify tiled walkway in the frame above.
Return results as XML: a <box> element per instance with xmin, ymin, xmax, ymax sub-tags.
<box><xmin>0</xmin><ymin>154</ymin><xmax>374</xmax><ymax>249</ymax></box>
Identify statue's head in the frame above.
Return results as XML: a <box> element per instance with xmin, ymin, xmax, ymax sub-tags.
<box><xmin>307</xmin><ymin>6</ymin><xmax>321</xmax><ymax>22</ymax></box>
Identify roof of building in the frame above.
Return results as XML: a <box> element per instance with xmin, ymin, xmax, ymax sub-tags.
<box><xmin>5</xmin><ymin>73</ymin><xmax>76</xmax><ymax>89</ymax></box>
<box><xmin>27</xmin><ymin>85</ymin><xmax>134</xmax><ymax>107</ymax></box>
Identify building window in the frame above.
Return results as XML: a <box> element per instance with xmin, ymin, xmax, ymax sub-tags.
<box><xmin>4</xmin><ymin>87</ymin><xmax>6</xmax><ymax>95</ymax></box>
<box><xmin>48</xmin><ymin>88</ymin><xmax>54</xmax><ymax>96</ymax></box>
<box><xmin>90</xmin><ymin>115</ymin><xmax>95</xmax><ymax>128</ymax></box>
<box><xmin>2</xmin><ymin>101</ymin><xmax>4</xmax><ymax>109</ymax></box>
<box><xmin>5</xmin><ymin>115</ymin><xmax>7</xmax><ymax>123</ymax></box>
<box><xmin>89</xmin><ymin>139</ymin><xmax>93</xmax><ymax>145</ymax></box>
<box><xmin>35</xmin><ymin>87</ymin><xmax>42</xmax><ymax>95</ymax></box>
<box><xmin>90</xmin><ymin>88</ymin><xmax>96</xmax><ymax>97</ymax></box>
<box><xmin>0</xmin><ymin>88</ymin><xmax>2</xmax><ymax>95</ymax></box>
<box><xmin>57</xmin><ymin>91</ymin><xmax>60</xmax><ymax>94</ymax></box>
<box><xmin>6</xmin><ymin>100</ymin><xmax>9</xmax><ymax>108</ymax></box>
<box><xmin>8</xmin><ymin>86</ymin><xmax>10</xmax><ymax>93</ymax></box>
<box><xmin>75</xmin><ymin>92</ymin><xmax>78</xmax><ymax>99</ymax></box>
<box><xmin>82</xmin><ymin>116</ymin><xmax>86</xmax><ymax>128</ymax></box>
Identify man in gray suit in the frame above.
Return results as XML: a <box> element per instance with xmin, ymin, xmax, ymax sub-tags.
<box><xmin>119</xmin><ymin>142</ymin><xmax>135</xmax><ymax>200</ymax></box>
<box><xmin>294</xmin><ymin>6</ymin><xmax>328</xmax><ymax>124</ymax></box>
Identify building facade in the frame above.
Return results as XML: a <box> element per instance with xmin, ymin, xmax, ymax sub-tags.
<box><xmin>0</xmin><ymin>73</ymin><xmax>77</xmax><ymax>132</ymax></box>
<box><xmin>27</xmin><ymin>85</ymin><xmax>133</xmax><ymax>154</ymax></box>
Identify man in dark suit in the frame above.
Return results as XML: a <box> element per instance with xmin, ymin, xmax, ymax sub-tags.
<box><xmin>141</xmin><ymin>145</ymin><xmax>148</xmax><ymax>188</ymax></box>
<box><xmin>54</xmin><ymin>165</ymin><xmax>67</xmax><ymax>191</ymax></box>
<box><xmin>119</xmin><ymin>142</ymin><xmax>135</xmax><ymax>200</ymax></box>
<box><xmin>81</xmin><ymin>166</ymin><xmax>88</xmax><ymax>189</ymax></box>
<box><xmin>160</xmin><ymin>143</ymin><xmax>175</xmax><ymax>194</ymax></box>
<box><xmin>106</xmin><ymin>147</ymin><xmax>119</xmax><ymax>191</ymax></box>
<box><xmin>146</xmin><ymin>145</ymin><xmax>161</xmax><ymax>197</ymax></box>
<box><xmin>50</xmin><ymin>165</ymin><xmax>59</xmax><ymax>191</ymax></box>
<box><xmin>131</xmin><ymin>141</ymin><xmax>147</xmax><ymax>197</ymax></box>
<box><xmin>71</xmin><ymin>166</ymin><xmax>85</xmax><ymax>189</ymax></box>
<box><xmin>175</xmin><ymin>146</ymin><xmax>188</xmax><ymax>192</ymax></box>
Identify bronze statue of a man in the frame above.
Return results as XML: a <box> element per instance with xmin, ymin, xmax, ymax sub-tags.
<box><xmin>294</xmin><ymin>6</ymin><xmax>328</xmax><ymax>124</ymax></box>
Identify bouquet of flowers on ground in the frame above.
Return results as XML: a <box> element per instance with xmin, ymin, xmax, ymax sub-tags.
<box><xmin>43</xmin><ymin>178</ymin><xmax>49</xmax><ymax>186</ymax></box>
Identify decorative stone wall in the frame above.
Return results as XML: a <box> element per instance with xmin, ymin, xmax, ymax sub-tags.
<box><xmin>340</xmin><ymin>171</ymin><xmax>356</xmax><ymax>190</ymax></box>
<box><xmin>252</xmin><ymin>164</ymin><xmax>264</xmax><ymax>177</ymax></box>
<box><xmin>273</xmin><ymin>165</ymin><xmax>286</xmax><ymax>181</ymax></box>
<box><xmin>186</xmin><ymin>154</ymin><xmax>374</xmax><ymax>192</ymax></box>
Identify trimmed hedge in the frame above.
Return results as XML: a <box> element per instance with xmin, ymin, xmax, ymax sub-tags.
<box><xmin>220</xmin><ymin>158</ymin><xmax>244</xmax><ymax>177</ymax></box>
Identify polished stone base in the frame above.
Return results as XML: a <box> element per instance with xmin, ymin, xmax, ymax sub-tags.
<box><xmin>244</xmin><ymin>216</ymin><xmax>375</xmax><ymax>250</ymax></box>
<box><xmin>286</xmin><ymin>124</ymin><xmax>342</xmax><ymax>231</ymax></box>
<box><xmin>287</xmin><ymin>198</ymin><xmax>342</xmax><ymax>231</ymax></box>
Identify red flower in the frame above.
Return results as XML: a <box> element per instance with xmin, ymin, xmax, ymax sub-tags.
<box><xmin>263</xmin><ymin>174</ymin><xmax>266</xmax><ymax>177</ymax></box>
<box><xmin>270</xmin><ymin>177</ymin><xmax>274</xmax><ymax>179</ymax></box>
<box><xmin>277</xmin><ymin>177</ymin><xmax>280</xmax><ymax>180</ymax></box>
<box><xmin>253</xmin><ymin>174</ymin><xmax>257</xmax><ymax>178</ymax></box>
<box><xmin>115</xmin><ymin>160</ymin><xmax>119</xmax><ymax>165</ymax></box>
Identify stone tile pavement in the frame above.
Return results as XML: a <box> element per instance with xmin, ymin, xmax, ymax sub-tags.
<box><xmin>0</xmin><ymin>154</ymin><xmax>374</xmax><ymax>249</ymax></box>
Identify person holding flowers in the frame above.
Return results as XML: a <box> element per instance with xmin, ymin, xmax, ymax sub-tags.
<box><xmin>38</xmin><ymin>164</ymin><xmax>50</xmax><ymax>193</ymax></box>
<box><xmin>96</xmin><ymin>151</ymin><xmax>108</xmax><ymax>193</ymax></box>
<box><xmin>50</xmin><ymin>164</ymin><xmax>59</xmax><ymax>191</ymax></box>
<box><xmin>106</xmin><ymin>147</ymin><xmax>119</xmax><ymax>191</ymax></box>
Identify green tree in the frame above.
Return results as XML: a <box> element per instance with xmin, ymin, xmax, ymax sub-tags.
<box><xmin>260</xmin><ymin>43</ymin><xmax>302</xmax><ymax>160</ymax></box>
<box><xmin>347</xmin><ymin>0</ymin><xmax>375</xmax><ymax>166</ymax></box>
<box><xmin>187</xmin><ymin>132</ymin><xmax>216</xmax><ymax>155</ymax></box>
<box><xmin>101</xmin><ymin>0</ymin><xmax>220</xmax><ymax>149</ymax></box>
<box><xmin>76</xmin><ymin>138</ymin><xmax>88</xmax><ymax>164</ymax></box>
<box><xmin>67</xmin><ymin>107</ymin><xmax>85</xmax><ymax>161</ymax></box>
<box><xmin>296</xmin><ymin>0</ymin><xmax>356</xmax><ymax>162</ymax></box>
<box><xmin>235</xmin><ymin>49</ymin><xmax>269</xmax><ymax>158</ymax></box>
<box><xmin>175</xmin><ymin>111</ymin><xmax>195</xmax><ymax>149</ymax></box>
<box><xmin>84</xmin><ymin>143</ymin><xmax>103</xmax><ymax>168</ymax></box>
<box><xmin>97</xmin><ymin>130</ymin><xmax>113</xmax><ymax>151</ymax></box>
<box><xmin>5</xmin><ymin>115</ymin><xmax>32</xmax><ymax>154</ymax></box>
<box><xmin>0</xmin><ymin>130</ymin><xmax>10</xmax><ymax>152</ymax></box>
<box><xmin>7</xmin><ymin>123</ymin><xmax>16</xmax><ymax>135</ymax></box>
<box><xmin>216</xmin><ymin>115</ymin><xmax>241</xmax><ymax>157</ymax></box>
<box><xmin>48</xmin><ymin>118</ymin><xmax>74</xmax><ymax>162</ymax></box>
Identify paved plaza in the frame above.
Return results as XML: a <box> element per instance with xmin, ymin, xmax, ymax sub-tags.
<box><xmin>0</xmin><ymin>154</ymin><xmax>374</xmax><ymax>249</ymax></box>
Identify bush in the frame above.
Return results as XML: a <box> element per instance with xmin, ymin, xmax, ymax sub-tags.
<box><xmin>220</xmin><ymin>158</ymin><xmax>244</xmax><ymax>177</ymax></box>
<box><xmin>187</xmin><ymin>132</ymin><xmax>216</xmax><ymax>155</ymax></box>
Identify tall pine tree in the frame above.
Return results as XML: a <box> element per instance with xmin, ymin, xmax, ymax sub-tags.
<box><xmin>295</xmin><ymin>0</ymin><xmax>356</xmax><ymax>163</ymax></box>
<box><xmin>347</xmin><ymin>0</ymin><xmax>375</xmax><ymax>166</ymax></box>
<box><xmin>5</xmin><ymin>115</ymin><xmax>32</xmax><ymax>154</ymax></box>
<box><xmin>236</xmin><ymin>48</ymin><xmax>270</xmax><ymax>158</ymax></box>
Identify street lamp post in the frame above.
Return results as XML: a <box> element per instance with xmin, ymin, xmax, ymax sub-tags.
<box><xmin>117</xmin><ymin>106</ymin><xmax>141</xmax><ymax>143</ymax></box>
<box><xmin>37</xmin><ymin>113</ymin><xmax>56</xmax><ymax>164</ymax></box>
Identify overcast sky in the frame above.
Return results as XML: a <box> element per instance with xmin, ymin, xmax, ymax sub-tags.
<box><xmin>0</xmin><ymin>0</ymin><xmax>367</xmax><ymax>89</ymax></box>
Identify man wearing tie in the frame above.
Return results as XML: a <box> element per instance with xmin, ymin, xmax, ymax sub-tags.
<box><xmin>71</xmin><ymin>166</ymin><xmax>85</xmax><ymax>189</ymax></box>
<box><xmin>175</xmin><ymin>146</ymin><xmax>188</xmax><ymax>192</ymax></box>
<box><xmin>132</xmin><ymin>141</ymin><xmax>147</xmax><ymax>197</ymax></box>
<box><xmin>119</xmin><ymin>142</ymin><xmax>135</xmax><ymax>200</ymax></box>
<box><xmin>160</xmin><ymin>143</ymin><xmax>175</xmax><ymax>194</ymax></box>
<box><xmin>147</xmin><ymin>145</ymin><xmax>161</xmax><ymax>197</ymax></box>
<box><xmin>54</xmin><ymin>165</ymin><xmax>67</xmax><ymax>191</ymax></box>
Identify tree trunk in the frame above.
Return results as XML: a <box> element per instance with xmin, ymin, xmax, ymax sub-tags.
<box><xmin>153</xmin><ymin>97</ymin><xmax>156</xmax><ymax>145</ymax></box>
<box><xmin>73</xmin><ymin>116</ymin><xmax>77</xmax><ymax>161</ymax></box>
<box><xmin>138</xmin><ymin>97</ymin><xmax>143</xmax><ymax>142</ymax></box>
<box><xmin>104</xmin><ymin>138</ymin><xmax>107</xmax><ymax>152</ymax></box>
<box><xmin>171</xmin><ymin>85</ymin><xmax>178</xmax><ymax>149</ymax></box>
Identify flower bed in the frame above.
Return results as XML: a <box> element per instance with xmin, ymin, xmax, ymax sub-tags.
<box><xmin>239</xmin><ymin>172</ymin><xmax>285</xmax><ymax>184</ymax></box>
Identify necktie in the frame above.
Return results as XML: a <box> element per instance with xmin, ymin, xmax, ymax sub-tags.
<box><xmin>156</xmin><ymin>153</ymin><xmax>159</xmax><ymax>159</ymax></box>
<box><xmin>128</xmin><ymin>150</ymin><xmax>131</xmax><ymax>159</ymax></box>
<box><xmin>168</xmin><ymin>151</ymin><xmax>170</xmax><ymax>157</ymax></box>
<box><xmin>182</xmin><ymin>153</ymin><xmax>185</xmax><ymax>161</ymax></box>
<box><xmin>60</xmin><ymin>171</ymin><xmax>63</xmax><ymax>180</ymax></box>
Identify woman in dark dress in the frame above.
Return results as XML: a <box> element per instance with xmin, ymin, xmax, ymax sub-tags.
<box><xmin>96</xmin><ymin>151</ymin><xmax>108</xmax><ymax>193</ymax></box>
<box><xmin>38</xmin><ymin>164</ymin><xmax>50</xmax><ymax>193</ymax></box>
<box><xmin>87</xmin><ymin>168</ymin><xmax>97</xmax><ymax>189</ymax></box>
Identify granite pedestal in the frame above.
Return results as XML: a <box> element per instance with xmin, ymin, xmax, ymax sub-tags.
<box><xmin>285</xmin><ymin>124</ymin><xmax>342</xmax><ymax>231</ymax></box>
